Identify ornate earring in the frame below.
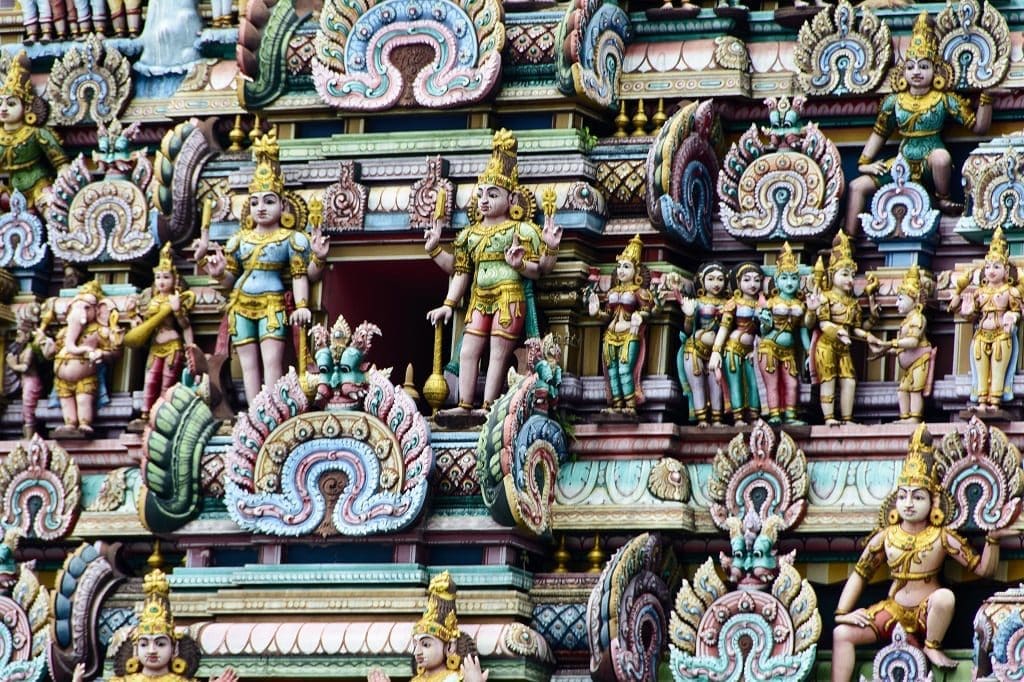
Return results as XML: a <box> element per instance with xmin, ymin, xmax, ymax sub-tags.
<box><xmin>171</xmin><ymin>657</ymin><xmax>188</xmax><ymax>674</ymax></box>
<box><xmin>446</xmin><ymin>653</ymin><xmax>461</xmax><ymax>671</ymax></box>
<box><xmin>933</xmin><ymin>74</ymin><xmax>946</xmax><ymax>91</ymax></box>
<box><xmin>24</xmin><ymin>111</ymin><xmax>37</xmax><ymax>126</ymax></box>
<box><xmin>896</xmin><ymin>76</ymin><xmax>908</xmax><ymax>92</ymax></box>
<box><xmin>509</xmin><ymin>204</ymin><xmax>524</xmax><ymax>220</ymax></box>
<box><xmin>125</xmin><ymin>657</ymin><xmax>140</xmax><ymax>674</ymax></box>
<box><xmin>887</xmin><ymin>508</ymin><xmax>899</xmax><ymax>525</ymax></box>
<box><xmin>930</xmin><ymin>506</ymin><xmax>945</xmax><ymax>526</ymax></box>
<box><xmin>280</xmin><ymin>211</ymin><xmax>296</xmax><ymax>228</ymax></box>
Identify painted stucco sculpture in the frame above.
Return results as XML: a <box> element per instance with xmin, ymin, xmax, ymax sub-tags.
<box><xmin>0</xmin><ymin>435</ymin><xmax>80</xmax><ymax>541</ymax></box>
<box><xmin>860</xmin><ymin>154</ymin><xmax>941</xmax><ymax>241</ymax></box>
<box><xmin>0</xmin><ymin>529</ymin><xmax>49</xmax><ymax>682</ymax></box>
<box><xmin>4</xmin><ymin>303</ymin><xmax>52</xmax><ymax>438</ymax></box>
<box><xmin>153</xmin><ymin>118</ymin><xmax>222</xmax><ymax>249</ymax></box>
<box><xmin>0</xmin><ymin>190</ymin><xmax>46</xmax><ymax>270</ymax></box>
<box><xmin>555</xmin><ymin>0</ymin><xmax>632</xmax><ymax>111</ymax></box>
<box><xmin>44</xmin><ymin>34</ymin><xmax>131</xmax><ymax>127</ymax></box>
<box><xmin>794</xmin><ymin>0</ymin><xmax>891</xmax><ymax>96</ymax></box>
<box><xmin>709</xmin><ymin>262</ymin><xmax>764</xmax><ymax>425</ymax></box>
<box><xmin>757</xmin><ymin>243</ymin><xmax>810</xmax><ymax>425</ymax></box>
<box><xmin>934</xmin><ymin>0</ymin><xmax>1010</xmax><ymax>92</ymax></box>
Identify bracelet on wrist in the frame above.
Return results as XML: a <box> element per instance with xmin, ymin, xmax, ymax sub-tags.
<box><xmin>443</xmin><ymin>298</ymin><xmax>457</xmax><ymax>308</ymax></box>
<box><xmin>712</xmin><ymin>345</ymin><xmax>723</xmax><ymax>354</ymax></box>
<box><xmin>310</xmin><ymin>254</ymin><xmax>326</xmax><ymax>268</ymax></box>
<box><xmin>834</xmin><ymin>608</ymin><xmax>850</xmax><ymax>616</ymax></box>
<box><xmin>891</xmin><ymin>339</ymin><xmax>899</xmax><ymax>350</ymax></box>
<box><xmin>541</xmin><ymin>244</ymin><xmax>559</xmax><ymax>257</ymax></box>
<box><xmin>986</xmin><ymin>535</ymin><xmax>1001</xmax><ymax>545</ymax></box>
<box><xmin>197</xmin><ymin>256</ymin><xmax>209</xmax><ymax>269</ymax></box>
<box><xmin>294</xmin><ymin>299</ymin><xmax>308</xmax><ymax>309</ymax></box>
<box><xmin>858</xmin><ymin>155</ymin><xmax>873</xmax><ymax>166</ymax></box>
<box><xmin>428</xmin><ymin>245</ymin><xmax>444</xmax><ymax>258</ymax></box>
<box><xmin>980</xmin><ymin>91</ymin><xmax>994</xmax><ymax>106</ymax></box>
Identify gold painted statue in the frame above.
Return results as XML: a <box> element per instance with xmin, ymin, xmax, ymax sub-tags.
<box><xmin>948</xmin><ymin>227</ymin><xmax>1023</xmax><ymax>413</ymax></box>
<box><xmin>805</xmin><ymin>233</ymin><xmax>881</xmax><ymax>425</ymax></box>
<box><xmin>72</xmin><ymin>569</ymin><xmax>238</xmax><ymax>682</ymax></box>
<box><xmin>424</xmin><ymin>130</ymin><xmax>562</xmax><ymax>415</ymax></box>
<box><xmin>367</xmin><ymin>572</ymin><xmax>489</xmax><ymax>682</ymax></box>
<box><xmin>869</xmin><ymin>266</ymin><xmax>935</xmax><ymax>423</ymax></box>
<box><xmin>830</xmin><ymin>425</ymin><xmax>1008</xmax><ymax>681</ymax></box>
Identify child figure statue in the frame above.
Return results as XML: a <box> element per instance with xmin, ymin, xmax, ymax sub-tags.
<box><xmin>367</xmin><ymin>572</ymin><xmax>489</xmax><ymax>682</ymax></box>
<box><xmin>709</xmin><ymin>262</ymin><xmax>764</xmax><ymax>425</ymax></box>
<box><xmin>586</xmin><ymin>235</ymin><xmax>654</xmax><ymax>415</ymax></box>
<box><xmin>869</xmin><ymin>265</ymin><xmax>935</xmax><ymax>423</ymax></box>
<box><xmin>756</xmin><ymin>243</ymin><xmax>810</xmax><ymax>425</ymax></box>
<box><xmin>830</xmin><ymin>425</ymin><xmax>1008</xmax><ymax>681</ymax></box>
<box><xmin>948</xmin><ymin>227</ymin><xmax>1023</xmax><ymax>414</ymax></box>
<box><xmin>806</xmin><ymin>233</ymin><xmax>881</xmax><ymax>425</ymax></box>
<box><xmin>124</xmin><ymin>244</ymin><xmax>196</xmax><ymax>431</ymax></box>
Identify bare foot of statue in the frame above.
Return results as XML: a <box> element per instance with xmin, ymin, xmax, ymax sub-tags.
<box><xmin>438</xmin><ymin>405</ymin><xmax>473</xmax><ymax>417</ymax></box>
<box><xmin>696</xmin><ymin>421</ymin><xmax>710</xmax><ymax>429</ymax></box>
<box><xmin>936</xmin><ymin>197</ymin><xmax>964</xmax><ymax>216</ymax></box>
<box><xmin>923</xmin><ymin>644</ymin><xmax>958</xmax><ymax>669</ymax></box>
<box><xmin>825</xmin><ymin>418</ymin><xmax>841</xmax><ymax>427</ymax></box>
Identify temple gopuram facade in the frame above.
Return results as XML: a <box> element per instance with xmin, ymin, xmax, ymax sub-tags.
<box><xmin>4</xmin><ymin>0</ymin><xmax>1024</xmax><ymax>680</ymax></box>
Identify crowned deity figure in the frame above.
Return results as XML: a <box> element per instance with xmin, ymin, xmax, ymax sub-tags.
<box><xmin>0</xmin><ymin>55</ymin><xmax>68</xmax><ymax>211</ymax></box>
<box><xmin>661</xmin><ymin>263</ymin><xmax>728</xmax><ymax>428</ymax></box>
<box><xmin>756</xmin><ymin>243</ymin><xmax>810</xmax><ymax>425</ymax></box>
<box><xmin>949</xmin><ymin>227</ymin><xmax>1023</xmax><ymax>413</ymax></box>
<box><xmin>5</xmin><ymin>303</ymin><xmax>53</xmax><ymax>438</ymax></box>
<box><xmin>870</xmin><ymin>266</ymin><xmax>935</xmax><ymax>423</ymax></box>
<box><xmin>844</xmin><ymin>12</ymin><xmax>997</xmax><ymax>234</ymax></box>
<box><xmin>201</xmin><ymin>130</ymin><xmax>327</xmax><ymax>404</ymax></box>
<box><xmin>806</xmin><ymin>233</ymin><xmax>881</xmax><ymax>425</ymax></box>
<box><xmin>73</xmin><ymin>569</ymin><xmax>238</xmax><ymax>682</ymax></box>
<box><xmin>830</xmin><ymin>426</ymin><xmax>1008</xmax><ymax>680</ymax></box>
<box><xmin>708</xmin><ymin>262</ymin><xmax>764</xmax><ymax>425</ymax></box>
<box><xmin>367</xmin><ymin>572</ymin><xmax>489</xmax><ymax>682</ymax></box>
<box><xmin>424</xmin><ymin>130</ymin><xmax>563</xmax><ymax>416</ymax></box>
<box><xmin>586</xmin><ymin>235</ymin><xmax>654</xmax><ymax>415</ymax></box>
<box><xmin>124</xmin><ymin>244</ymin><xmax>196</xmax><ymax>430</ymax></box>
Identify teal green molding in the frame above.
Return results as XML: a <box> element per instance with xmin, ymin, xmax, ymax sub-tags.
<box><xmin>279</xmin><ymin>129</ymin><xmax>590</xmax><ymax>161</ymax></box>
<box><xmin>556</xmin><ymin>459</ymin><xmax>674</xmax><ymax>507</ymax></box>
<box><xmin>81</xmin><ymin>468</ymin><xmax>141</xmax><ymax>512</ymax></box>
<box><xmin>196</xmin><ymin>658</ymin><xmax>551</xmax><ymax>680</ymax></box>
<box><xmin>427</xmin><ymin>565</ymin><xmax>534</xmax><ymax>591</ymax></box>
<box><xmin>431</xmin><ymin>499</ymin><xmax>490</xmax><ymax>516</ymax></box>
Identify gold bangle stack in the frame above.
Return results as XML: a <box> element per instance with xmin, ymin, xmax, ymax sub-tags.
<box><xmin>428</xmin><ymin>245</ymin><xmax>444</xmax><ymax>258</ymax></box>
<box><xmin>443</xmin><ymin>298</ymin><xmax>457</xmax><ymax>307</ymax></box>
<box><xmin>540</xmin><ymin>243</ymin><xmax>559</xmax><ymax>257</ymax></box>
<box><xmin>980</xmin><ymin>91</ymin><xmax>994</xmax><ymax>106</ymax></box>
<box><xmin>310</xmin><ymin>254</ymin><xmax>326</xmax><ymax>268</ymax></box>
<box><xmin>294</xmin><ymin>299</ymin><xmax>308</xmax><ymax>309</ymax></box>
<box><xmin>834</xmin><ymin>608</ymin><xmax>850</xmax><ymax>616</ymax></box>
<box><xmin>858</xmin><ymin>155</ymin><xmax>873</xmax><ymax>166</ymax></box>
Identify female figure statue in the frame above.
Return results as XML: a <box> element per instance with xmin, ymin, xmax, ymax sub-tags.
<box><xmin>662</xmin><ymin>263</ymin><xmax>728</xmax><ymax>428</ymax></box>
<box><xmin>424</xmin><ymin>129</ymin><xmax>562</xmax><ymax>415</ymax></box>
<box><xmin>709</xmin><ymin>262</ymin><xmax>763</xmax><ymax>425</ymax></box>
<box><xmin>586</xmin><ymin>234</ymin><xmax>654</xmax><ymax>415</ymax></box>
<box><xmin>201</xmin><ymin>131</ymin><xmax>327</xmax><ymax>403</ymax></box>
<box><xmin>756</xmin><ymin>243</ymin><xmax>810</xmax><ymax>425</ymax></box>
<box><xmin>831</xmin><ymin>426</ymin><xmax>1008</xmax><ymax>680</ymax></box>
<box><xmin>72</xmin><ymin>569</ymin><xmax>237</xmax><ymax>682</ymax></box>
<box><xmin>367</xmin><ymin>572</ymin><xmax>489</xmax><ymax>682</ymax></box>
<box><xmin>948</xmin><ymin>227</ymin><xmax>1022</xmax><ymax>413</ymax></box>
<box><xmin>124</xmin><ymin>244</ymin><xmax>195</xmax><ymax>430</ymax></box>
<box><xmin>870</xmin><ymin>266</ymin><xmax>935</xmax><ymax>422</ymax></box>
<box><xmin>806</xmin><ymin>233</ymin><xmax>881</xmax><ymax>425</ymax></box>
<box><xmin>845</xmin><ymin>11</ymin><xmax>997</xmax><ymax>234</ymax></box>
<box><xmin>0</xmin><ymin>55</ymin><xmax>68</xmax><ymax>210</ymax></box>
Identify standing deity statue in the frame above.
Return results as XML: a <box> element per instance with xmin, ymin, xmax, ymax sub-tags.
<box><xmin>367</xmin><ymin>572</ymin><xmax>489</xmax><ymax>682</ymax></box>
<box><xmin>831</xmin><ymin>425</ymin><xmax>1008</xmax><ymax>681</ymax></box>
<box><xmin>73</xmin><ymin>0</ymin><xmax>142</xmax><ymax>36</ymax></box>
<box><xmin>5</xmin><ymin>303</ymin><xmax>53</xmax><ymax>438</ymax></box>
<box><xmin>870</xmin><ymin>265</ymin><xmax>935</xmax><ymax>423</ymax></box>
<box><xmin>124</xmin><ymin>244</ymin><xmax>196</xmax><ymax>430</ymax></box>
<box><xmin>200</xmin><ymin>130</ymin><xmax>328</xmax><ymax>404</ymax></box>
<box><xmin>0</xmin><ymin>55</ymin><xmax>68</xmax><ymax>211</ymax></box>
<box><xmin>50</xmin><ymin>280</ymin><xmax>123</xmax><ymax>438</ymax></box>
<box><xmin>709</xmin><ymin>262</ymin><xmax>764</xmax><ymax>425</ymax></box>
<box><xmin>806</xmin><ymin>233</ymin><xmax>881</xmax><ymax>425</ymax></box>
<box><xmin>756</xmin><ymin>243</ymin><xmax>810</xmax><ymax>425</ymax></box>
<box><xmin>20</xmin><ymin>0</ymin><xmax>54</xmax><ymax>42</ymax></box>
<box><xmin>586</xmin><ymin>235</ymin><xmax>654</xmax><ymax>415</ymax></box>
<box><xmin>948</xmin><ymin>227</ymin><xmax>1022</xmax><ymax>414</ymax></box>
<box><xmin>72</xmin><ymin>569</ymin><xmax>238</xmax><ymax>682</ymax></box>
<box><xmin>424</xmin><ymin>129</ymin><xmax>563</xmax><ymax>415</ymax></box>
<box><xmin>845</xmin><ymin>12</ymin><xmax>998</xmax><ymax>234</ymax></box>
<box><xmin>662</xmin><ymin>263</ymin><xmax>728</xmax><ymax>428</ymax></box>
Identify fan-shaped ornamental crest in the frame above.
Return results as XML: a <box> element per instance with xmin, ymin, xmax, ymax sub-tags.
<box><xmin>794</xmin><ymin>0</ymin><xmax>891</xmax><ymax>96</ymax></box>
<box><xmin>935</xmin><ymin>0</ymin><xmax>1010</xmax><ymax>91</ymax></box>
<box><xmin>313</xmin><ymin>0</ymin><xmax>505</xmax><ymax>110</ymax></box>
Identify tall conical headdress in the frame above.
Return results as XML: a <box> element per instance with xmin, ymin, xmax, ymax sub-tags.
<box><xmin>413</xmin><ymin>571</ymin><xmax>461</xmax><ymax>643</ymax></box>
<box><xmin>249</xmin><ymin>129</ymin><xmax>285</xmax><ymax>196</ymax></box>
<box><xmin>906</xmin><ymin>12</ymin><xmax>940</xmax><ymax>63</ymax></box>
<box><xmin>0</xmin><ymin>55</ymin><xmax>34</xmax><ymax>103</ymax></box>
<box><xmin>617</xmin><ymin>234</ymin><xmax>644</xmax><ymax>266</ymax></box>
<box><xmin>477</xmin><ymin>129</ymin><xmax>519</xmax><ymax>192</ymax></box>
<box><xmin>897</xmin><ymin>424</ymin><xmax>937</xmax><ymax>492</ymax></box>
<box><xmin>898</xmin><ymin>264</ymin><xmax>922</xmax><ymax>299</ymax></box>
<box><xmin>827</xmin><ymin>232</ymin><xmax>856</xmax><ymax>277</ymax></box>
<box><xmin>776</xmin><ymin>241</ymin><xmax>800</xmax><ymax>275</ymax></box>
<box><xmin>987</xmin><ymin>226</ymin><xmax>1010</xmax><ymax>265</ymax></box>
<box><xmin>133</xmin><ymin>569</ymin><xmax>178</xmax><ymax>641</ymax></box>
<box><xmin>76</xmin><ymin>279</ymin><xmax>104</xmax><ymax>301</ymax></box>
<box><xmin>154</xmin><ymin>243</ymin><xmax>174</xmax><ymax>274</ymax></box>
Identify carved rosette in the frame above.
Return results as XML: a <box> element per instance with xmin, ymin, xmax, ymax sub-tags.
<box><xmin>960</xmin><ymin>137</ymin><xmax>1024</xmax><ymax>238</ymax></box>
<box><xmin>555</xmin><ymin>0</ymin><xmax>632</xmax><ymax>111</ymax></box>
<box><xmin>861</xmin><ymin>155</ymin><xmax>940</xmax><ymax>240</ymax></box>
<box><xmin>44</xmin><ymin>34</ymin><xmax>131</xmax><ymax>126</ymax></box>
<box><xmin>936</xmin><ymin>0</ymin><xmax>1010</xmax><ymax>91</ymax></box>
<box><xmin>477</xmin><ymin>372</ymin><xmax>569</xmax><ymax>537</ymax></box>
<box><xmin>47</xmin><ymin>542</ymin><xmax>128</xmax><ymax>682</ymax></box>
<box><xmin>0</xmin><ymin>562</ymin><xmax>49</xmax><ymax>682</ymax></box>
<box><xmin>322</xmin><ymin>161</ymin><xmax>369</xmax><ymax>232</ymax></box>
<box><xmin>794</xmin><ymin>0</ymin><xmax>891</xmax><ymax>96</ymax></box>
<box><xmin>0</xmin><ymin>190</ymin><xmax>46</xmax><ymax>269</ymax></box>
<box><xmin>313</xmin><ymin>0</ymin><xmax>505</xmax><ymax>111</ymax></box>
<box><xmin>587</xmin><ymin>533</ymin><xmax>671</xmax><ymax>682</ymax></box>
<box><xmin>224</xmin><ymin>368</ymin><xmax>434</xmax><ymax>537</ymax></box>
<box><xmin>646</xmin><ymin>100</ymin><xmax>721</xmax><ymax>249</ymax></box>
<box><xmin>708</xmin><ymin>420</ymin><xmax>808</xmax><ymax>532</ymax></box>
<box><xmin>935</xmin><ymin>416</ymin><xmax>1023</xmax><ymax>532</ymax></box>
<box><xmin>669</xmin><ymin>558</ymin><xmax>819</xmax><ymax>681</ymax></box>
<box><xmin>0</xmin><ymin>436</ymin><xmax>80</xmax><ymax>541</ymax></box>
<box><xmin>717</xmin><ymin>102</ymin><xmax>844</xmax><ymax>243</ymax></box>
<box><xmin>154</xmin><ymin>119</ymin><xmax>221</xmax><ymax>248</ymax></box>
<box><xmin>861</xmin><ymin>623</ymin><xmax>933</xmax><ymax>682</ymax></box>
<box><xmin>408</xmin><ymin>156</ymin><xmax>454</xmax><ymax>229</ymax></box>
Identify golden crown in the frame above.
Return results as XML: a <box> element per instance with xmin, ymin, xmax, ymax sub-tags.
<box><xmin>987</xmin><ymin>226</ymin><xmax>1010</xmax><ymax>265</ymax></box>
<box><xmin>249</xmin><ymin>129</ymin><xmax>285</xmax><ymax>196</ymax></box>
<box><xmin>898</xmin><ymin>264</ymin><xmax>922</xmax><ymax>299</ymax></box>
<box><xmin>776</xmin><ymin>241</ymin><xmax>800</xmax><ymax>275</ymax></box>
<box><xmin>617</xmin><ymin>234</ymin><xmax>644</xmax><ymax>266</ymax></box>
<box><xmin>906</xmin><ymin>12</ymin><xmax>939</xmax><ymax>63</ymax></box>
<box><xmin>154</xmin><ymin>243</ymin><xmax>175</xmax><ymax>274</ymax></box>
<box><xmin>0</xmin><ymin>55</ymin><xmax>34</xmax><ymax>103</ymax></box>
<box><xmin>827</xmin><ymin>232</ymin><xmax>856</xmax><ymax>277</ymax></box>
<box><xmin>133</xmin><ymin>569</ymin><xmax>178</xmax><ymax>641</ymax></box>
<box><xmin>897</xmin><ymin>424</ymin><xmax>937</xmax><ymax>492</ymax></box>
<box><xmin>77</xmin><ymin>279</ymin><xmax>104</xmax><ymax>301</ymax></box>
<box><xmin>413</xmin><ymin>571</ymin><xmax>460</xmax><ymax>643</ymax></box>
<box><xmin>477</xmin><ymin>129</ymin><xmax>519</xmax><ymax>192</ymax></box>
